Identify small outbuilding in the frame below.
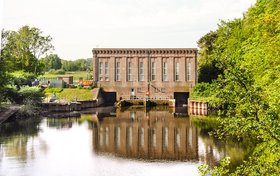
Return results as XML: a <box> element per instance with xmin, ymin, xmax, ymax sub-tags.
<box><xmin>57</xmin><ymin>76</ymin><xmax>73</xmax><ymax>85</ymax></box>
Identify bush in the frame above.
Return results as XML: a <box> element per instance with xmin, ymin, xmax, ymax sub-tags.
<box><xmin>44</xmin><ymin>87</ymin><xmax>64</xmax><ymax>93</ymax></box>
<box><xmin>87</xmin><ymin>86</ymin><xmax>93</xmax><ymax>90</ymax></box>
<box><xmin>47</xmin><ymin>69</ymin><xmax>65</xmax><ymax>75</ymax></box>
<box><xmin>19</xmin><ymin>86</ymin><xmax>45</xmax><ymax>105</ymax></box>
<box><xmin>3</xmin><ymin>86</ymin><xmax>44</xmax><ymax>105</ymax></box>
<box><xmin>11</xmin><ymin>71</ymin><xmax>36</xmax><ymax>87</ymax></box>
<box><xmin>55</xmin><ymin>69</ymin><xmax>65</xmax><ymax>74</ymax></box>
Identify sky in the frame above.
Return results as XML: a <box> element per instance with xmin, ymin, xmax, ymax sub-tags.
<box><xmin>1</xmin><ymin>0</ymin><xmax>256</xmax><ymax>60</ymax></box>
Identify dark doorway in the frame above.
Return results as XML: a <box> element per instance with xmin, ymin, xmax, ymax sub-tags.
<box><xmin>174</xmin><ymin>92</ymin><xmax>189</xmax><ymax>107</ymax></box>
<box><xmin>102</xmin><ymin>92</ymin><xmax>117</xmax><ymax>106</ymax></box>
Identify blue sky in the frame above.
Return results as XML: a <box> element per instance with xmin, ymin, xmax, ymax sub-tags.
<box><xmin>1</xmin><ymin>0</ymin><xmax>256</xmax><ymax>59</ymax></box>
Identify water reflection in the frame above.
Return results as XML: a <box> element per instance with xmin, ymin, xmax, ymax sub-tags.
<box><xmin>0</xmin><ymin>107</ymin><xmax>248</xmax><ymax>176</ymax></box>
<box><xmin>93</xmin><ymin>108</ymin><xmax>218</xmax><ymax>164</ymax></box>
<box><xmin>0</xmin><ymin>119</ymin><xmax>43</xmax><ymax>160</ymax></box>
<box><xmin>92</xmin><ymin>107</ymin><xmax>248</xmax><ymax>168</ymax></box>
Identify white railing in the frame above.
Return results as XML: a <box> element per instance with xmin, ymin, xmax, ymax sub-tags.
<box><xmin>121</xmin><ymin>96</ymin><xmax>170</xmax><ymax>101</ymax></box>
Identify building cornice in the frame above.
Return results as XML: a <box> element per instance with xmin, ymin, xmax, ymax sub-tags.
<box><xmin>92</xmin><ymin>48</ymin><xmax>197</xmax><ymax>55</ymax></box>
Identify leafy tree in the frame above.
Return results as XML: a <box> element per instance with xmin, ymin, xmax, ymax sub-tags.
<box><xmin>0</xmin><ymin>30</ymin><xmax>11</xmax><ymax>103</ymax></box>
<box><xmin>41</xmin><ymin>54</ymin><xmax>62</xmax><ymax>71</ymax></box>
<box><xmin>61</xmin><ymin>58</ymin><xmax>91</xmax><ymax>72</ymax></box>
<box><xmin>2</xmin><ymin>26</ymin><xmax>53</xmax><ymax>76</ymax></box>
<box><xmin>197</xmin><ymin>31</ymin><xmax>223</xmax><ymax>83</ymax></box>
<box><xmin>195</xmin><ymin>0</ymin><xmax>280</xmax><ymax>175</ymax></box>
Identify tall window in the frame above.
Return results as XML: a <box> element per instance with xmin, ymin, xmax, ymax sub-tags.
<box><xmin>139</xmin><ymin>62</ymin><xmax>144</xmax><ymax>81</ymax></box>
<box><xmin>99</xmin><ymin>62</ymin><xmax>103</xmax><ymax>81</ymax></box>
<box><xmin>127</xmin><ymin>62</ymin><xmax>132</xmax><ymax>81</ymax></box>
<box><xmin>151</xmin><ymin>62</ymin><xmax>156</xmax><ymax>81</ymax></box>
<box><xmin>115</xmin><ymin>62</ymin><xmax>120</xmax><ymax>81</ymax></box>
<box><xmin>175</xmin><ymin>62</ymin><xmax>179</xmax><ymax>81</ymax></box>
<box><xmin>163</xmin><ymin>62</ymin><xmax>168</xmax><ymax>81</ymax></box>
<box><xmin>105</xmin><ymin>62</ymin><xmax>109</xmax><ymax>81</ymax></box>
<box><xmin>187</xmin><ymin>62</ymin><xmax>191</xmax><ymax>81</ymax></box>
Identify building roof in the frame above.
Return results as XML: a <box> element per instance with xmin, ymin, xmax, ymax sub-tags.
<box><xmin>92</xmin><ymin>48</ymin><xmax>197</xmax><ymax>55</ymax></box>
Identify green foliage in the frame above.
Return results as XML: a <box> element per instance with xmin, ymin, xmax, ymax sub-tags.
<box><xmin>39</xmin><ymin>71</ymin><xmax>90</xmax><ymax>80</ymax></box>
<box><xmin>40</xmin><ymin>54</ymin><xmax>62</xmax><ymax>71</ymax></box>
<box><xmin>47</xmin><ymin>69</ymin><xmax>66</xmax><ymax>75</ymax></box>
<box><xmin>44</xmin><ymin>87</ymin><xmax>63</xmax><ymax>93</ymax></box>
<box><xmin>61</xmin><ymin>58</ymin><xmax>92</xmax><ymax>72</ymax></box>
<box><xmin>190</xmin><ymin>82</ymin><xmax>217</xmax><ymax>103</ymax></box>
<box><xmin>10</xmin><ymin>71</ymin><xmax>36</xmax><ymax>87</ymax></box>
<box><xmin>3</xmin><ymin>86</ymin><xmax>44</xmax><ymax>105</ymax></box>
<box><xmin>195</xmin><ymin>0</ymin><xmax>280</xmax><ymax>175</ymax></box>
<box><xmin>197</xmin><ymin>31</ymin><xmax>223</xmax><ymax>83</ymax></box>
<box><xmin>0</xmin><ymin>30</ymin><xmax>11</xmax><ymax>104</ymax></box>
<box><xmin>1</xmin><ymin>26</ymin><xmax>53</xmax><ymax>76</ymax></box>
<box><xmin>199</xmin><ymin>157</ymin><xmax>231</xmax><ymax>176</ymax></box>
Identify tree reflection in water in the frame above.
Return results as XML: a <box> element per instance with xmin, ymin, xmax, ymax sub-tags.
<box><xmin>0</xmin><ymin>118</ymin><xmax>47</xmax><ymax>161</ymax></box>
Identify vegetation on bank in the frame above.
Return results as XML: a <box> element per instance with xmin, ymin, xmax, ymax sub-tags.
<box><xmin>45</xmin><ymin>88</ymin><xmax>94</xmax><ymax>102</ymax></box>
<box><xmin>194</xmin><ymin>0</ymin><xmax>280</xmax><ymax>175</ymax></box>
<box><xmin>39</xmin><ymin>71</ymin><xmax>91</xmax><ymax>80</ymax></box>
<box><xmin>0</xmin><ymin>25</ymin><xmax>93</xmax><ymax>117</ymax></box>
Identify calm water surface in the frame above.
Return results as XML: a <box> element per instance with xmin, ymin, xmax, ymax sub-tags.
<box><xmin>0</xmin><ymin>107</ymin><xmax>246</xmax><ymax>176</ymax></box>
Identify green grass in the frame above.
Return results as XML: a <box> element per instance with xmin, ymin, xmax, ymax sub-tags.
<box><xmin>39</xmin><ymin>71</ymin><xmax>92</xmax><ymax>81</ymax></box>
<box><xmin>58</xmin><ymin>88</ymin><xmax>94</xmax><ymax>102</ymax></box>
<box><xmin>45</xmin><ymin>88</ymin><xmax>94</xmax><ymax>102</ymax></box>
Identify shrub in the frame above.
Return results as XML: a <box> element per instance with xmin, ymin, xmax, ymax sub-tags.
<box><xmin>11</xmin><ymin>71</ymin><xmax>36</xmax><ymax>87</ymax></box>
<box><xmin>19</xmin><ymin>86</ymin><xmax>45</xmax><ymax>105</ymax></box>
<box><xmin>55</xmin><ymin>69</ymin><xmax>65</xmax><ymax>75</ymax></box>
<box><xmin>87</xmin><ymin>86</ymin><xmax>93</xmax><ymax>90</ymax></box>
<box><xmin>44</xmin><ymin>87</ymin><xmax>64</xmax><ymax>93</ymax></box>
<box><xmin>3</xmin><ymin>86</ymin><xmax>44</xmax><ymax>105</ymax></box>
<box><xmin>47</xmin><ymin>69</ymin><xmax>65</xmax><ymax>75</ymax></box>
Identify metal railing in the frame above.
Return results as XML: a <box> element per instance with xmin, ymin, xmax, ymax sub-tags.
<box><xmin>121</xmin><ymin>96</ymin><xmax>170</xmax><ymax>101</ymax></box>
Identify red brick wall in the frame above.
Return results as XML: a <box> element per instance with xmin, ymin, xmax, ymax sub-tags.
<box><xmin>92</xmin><ymin>48</ymin><xmax>197</xmax><ymax>100</ymax></box>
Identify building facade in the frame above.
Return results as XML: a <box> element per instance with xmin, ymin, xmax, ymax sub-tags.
<box><xmin>92</xmin><ymin>48</ymin><xmax>197</xmax><ymax>102</ymax></box>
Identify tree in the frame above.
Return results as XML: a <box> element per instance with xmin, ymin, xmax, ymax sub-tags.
<box><xmin>0</xmin><ymin>30</ymin><xmax>10</xmax><ymax>103</ymax></box>
<box><xmin>195</xmin><ymin>0</ymin><xmax>280</xmax><ymax>175</ymax></box>
<box><xmin>3</xmin><ymin>26</ymin><xmax>53</xmax><ymax>76</ymax></box>
<box><xmin>197</xmin><ymin>31</ymin><xmax>223</xmax><ymax>83</ymax></box>
<box><xmin>61</xmin><ymin>58</ymin><xmax>91</xmax><ymax>72</ymax></box>
<box><xmin>41</xmin><ymin>54</ymin><xmax>62</xmax><ymax>71</ymax></box>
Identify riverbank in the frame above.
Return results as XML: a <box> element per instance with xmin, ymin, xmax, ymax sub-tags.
<box><xmin>0</xmin><ymin>105</ymin><xmax>21</xmax><ymax>124</ymax></box>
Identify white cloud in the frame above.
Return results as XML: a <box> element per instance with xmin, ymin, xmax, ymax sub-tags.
<box><xmin>2</xmin><ymin>0</ymin><xmax>256</xmax><ymax>59</ymax></box>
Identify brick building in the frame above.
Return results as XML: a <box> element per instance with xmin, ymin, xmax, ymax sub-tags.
<box><xmin>92</xmin><ymin>48</ymin><xmax>197</xmax><ymax>105</ymax></box>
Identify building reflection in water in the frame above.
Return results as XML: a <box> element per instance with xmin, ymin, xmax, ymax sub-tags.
<box><xmin>92</xmin><ymin>109</ymin><xmax>199</xmax><ymax>161</ymax></box>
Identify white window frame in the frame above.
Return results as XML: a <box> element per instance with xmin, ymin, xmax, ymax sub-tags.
<box><xmin>187</xmin><ymin>62</ymin><xmax>191</xmax><ymax>81</ymax></box>
<box><xmin>99</xmin><ymin>62</ymin><xmax>103</xmax><ymax>81</ymax></box>
<box><xmin>151</xmin><ymin>62</ymin><xmax>156</xmax><ymax>81</ymax></box>
<box><xmin>105</xmin><ymin>62</ymin><xmax>109</xmax><ymax>81</ymax></box>
<box><xmin>139</xmin><ymin>62</ymin><xmax>144</xmax><ymax>81</ymax></box>
<box><xmin>175</xmin><ymin>62</ymin><xmax>179</xmax><ymax>81</ymax></box>
<box><xmin>127</xmin><ymin>62</ymin><xmax>132</xmax><ymax>81</ymax></box>
<box><xmin>163</xmin><ymin>62</ymin><xmax>168</xmax><ymax>81</ymax></box>
<box><xmin>115</xmin><ymin>62</ymin><xmax>120</xmax><ymax>81</ymax></box>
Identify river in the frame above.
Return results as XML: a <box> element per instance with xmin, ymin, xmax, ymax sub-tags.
<box><xmin>0</xmin><ymin>106</ymin><xmax>247</xmax><ymax>176</ymax></box>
